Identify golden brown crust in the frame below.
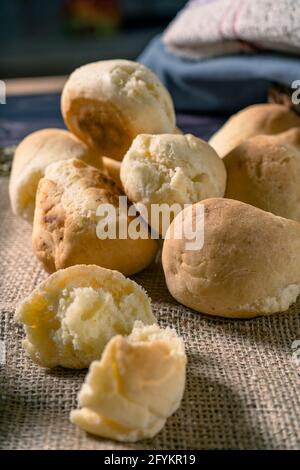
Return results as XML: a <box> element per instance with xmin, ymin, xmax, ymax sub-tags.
<box><xmin>33</xmin><ymin>159</ymin><xmax>158</xmax><ymax>275</ymax></box>
<box><xmin>162</xmin><ymin>198</ymin><xmax>300</xmax><ymax>318</ymax></box>
<box><xmin>102</xmin><ymin>156</ymin><xmax>122</xmax><ymax>189</ymax></box>
<box><xmin>15</xmin><ymin>265</ymin><xmax>156</xmax><ymax>369</ymax></box>
<box><xmin>209</xmin><ymin>104</ymin><xmax>300</xmax><ymax>158</ymax></box>
<box><xmin>9</xmin><ymin>128</ymin><xmax>103</xmax><ymax>222</ymax></box>
<box><xmin>61</xmin><ymin>60</ymin><xmax>176</xmax><ymax>161</ymax></box>
<box><xmin>63</xmin><ymin>98</ymin><xmax>134</xmax><ymax>161</ymax></box>
<box><xmin>224</xmin><ymin>128</ymin><xmax>300</xmax><ymax>222</ymax></box>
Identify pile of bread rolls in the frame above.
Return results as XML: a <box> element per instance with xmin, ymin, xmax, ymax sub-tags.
<box><xmin>10</xmin><ymin>59</ymin><xmax>300</xmax><ymax>442</ymax></box>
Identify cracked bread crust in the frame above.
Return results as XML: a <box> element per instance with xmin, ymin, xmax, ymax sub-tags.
<box><xmin>9</xmin><ymin>128</ymin><xmax>103</xmax><ymax>222</ymax></box>
<box><xmin>162</xmin><ymin>198</ymin><xmax>300</xmax><ymax>318</ymax></box>
<box><xmin>121</xmin><ymin>133</ymin><xmax>226</xmax><ymax>235</ymax></box>
<box><xmin>32</xmin><ymin>158</ymin><xmax>158</xmax><ymax>275</ymax></box>
<box><xmin>15</xmin><ymin>265</ymin><xmax>156</xmax><ymax>369</ymax></box>
<box><xmin>70</xmin><ymin>322</ymin><xmax>186</xmax><ymax>441</ymax></box>
<box><xmin>61</xmin><ymin>60</ymin><xmax>176</xmax><ymax>160</ymax></box>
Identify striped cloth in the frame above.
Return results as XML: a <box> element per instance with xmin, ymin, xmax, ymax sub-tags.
<box><xmin>164</xmin><ymin>0</ymin><xmax>300</xmax><ymax>59</ymax></box>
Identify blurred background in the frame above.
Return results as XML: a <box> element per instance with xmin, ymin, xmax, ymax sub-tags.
<box><xmin>0</xmin><ymin>0</ymin><xmax>187</xmax><ymax>78</ymax></box>
<box><xmin>1</xmin><ymin>0</ymin><xmax>299</xmax><ymax>156</ymax></box>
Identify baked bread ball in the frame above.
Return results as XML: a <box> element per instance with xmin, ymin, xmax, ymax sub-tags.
<box><xmin>32</xmin><ymin>158</ymin><xmax>158</xmax><ymax>275</ymax></box>
<box><xmin>120</xmin><ymin>133</ymin><xmax>226</xmax><ymax>235</ymax></box>
<box><xmin>61</xmin><ymin>60</ymin><xmax>176</xmax><ymax>161</ymax></box>
<box><xmin>9</xmin><ymin>128</ymin><xmax>103</xmax><ymax>222</ymax></box>
<box><xmin>70</xmin><ymin>321</ymin><xmax>186</xmax><ymax>442</ymax></box>
<box><xmin>209</xmin><ymin>104</ymin><xmax>300</xmax><ymax>158</ymax></box>
<box><xmin>224</xmin><ymin>128</ymin><xmax>300</xmax><ymax>222</ymax></box>
<box><xmin>162</xmin><ymin>198</ymin><xmax>300</xmax><ymax>318</ymax></box>
<box><xmin>15</xmin><ymin>265</ymin><xmax>156</xmax><ymax>369</ymax></box>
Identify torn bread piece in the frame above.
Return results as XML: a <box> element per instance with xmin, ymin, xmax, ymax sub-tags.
<box><xmin>70</xmin><ymin>321</ymin><xmax>186</xmax><ymax>442</ymax></box>
<box><xmin>121</xmin><ymin>133</ymin><xmax>226</xmax><ymax>235</ymax></box>
<box><xmin>15</xmin><ymin>265</ymin><xmax>156</xmax><ymax>368</ymax></box>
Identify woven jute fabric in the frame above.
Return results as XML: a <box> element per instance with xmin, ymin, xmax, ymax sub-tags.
<box><xmin>0</xmin><ymin>177</ymin><xmax>299</xmax><ymax>450</ymax></box>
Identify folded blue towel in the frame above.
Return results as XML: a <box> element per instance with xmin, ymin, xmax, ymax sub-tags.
<box><xmin>139</xmin><ymin>35</ymin><xmax>300</xmax><ymax>114</ymax></box>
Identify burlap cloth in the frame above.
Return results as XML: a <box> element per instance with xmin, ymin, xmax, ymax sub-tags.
<box><xmin>0</xmin><ymin>177</ymin><xmax>299</xmax><ymax>450</ymax></box>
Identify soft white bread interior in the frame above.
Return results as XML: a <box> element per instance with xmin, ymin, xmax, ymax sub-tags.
<box><xmin>15</xmin><ymin>265</ymin><xmax>156</xmax><ymax>368</ymax></box>
<box><xmin>121</xmin><ymin>133</ymin><xmax>226</xmax><ymax>235</ymax></box>
<box><xmin>70</xmin><ymin>321</ymin><xmax>186</xmax><ymax>442</ymax></box>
